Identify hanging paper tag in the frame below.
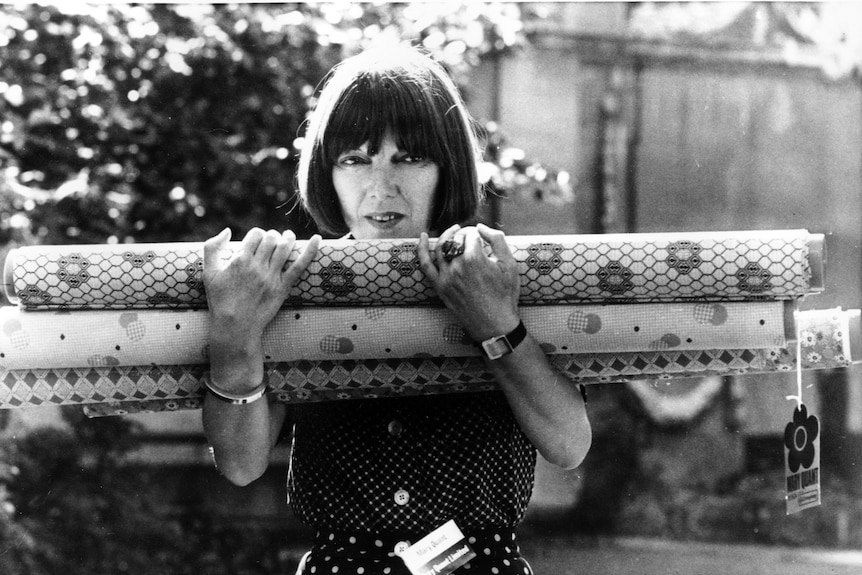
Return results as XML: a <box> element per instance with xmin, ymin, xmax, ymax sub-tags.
<box><xmin>784</xmin><ymin>404</ymin><xmax>821</xmax><ymax>514</ymax></box>
<box><xmin>399</xmin><ymin>519</ymin><xmax>476</xmax><ymax>575</ymax></box>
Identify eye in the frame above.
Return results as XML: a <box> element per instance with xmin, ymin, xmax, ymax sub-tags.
<box><xmin>336</xmin><ymin>153</ymin><xmax>368</xmax><ymax>166</ymax></box>
<box><xmin>398</xmin><ymin>153</ymin><xmax>431</xmax><ymax>164</ymax></box>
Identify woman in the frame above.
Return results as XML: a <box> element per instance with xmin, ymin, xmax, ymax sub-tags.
<box><xmin>202</xmin><ymin>46</ymin><xmax>591</xmax><ymax>575</ymax></box>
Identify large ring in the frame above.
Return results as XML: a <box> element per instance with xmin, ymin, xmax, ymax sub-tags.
<box><xmin>440</xmin><ymin>237</ymin><xmax>466</xmax><ymax>262</ymax></box>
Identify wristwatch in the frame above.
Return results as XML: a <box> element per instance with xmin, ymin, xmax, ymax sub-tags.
<box><xmin>477</xmin><ymin>320</ymin><xmax>527</xmax><ymax>360</ymax></box>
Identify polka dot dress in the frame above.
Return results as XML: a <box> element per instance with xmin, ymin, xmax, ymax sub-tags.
<box><xmin>295</xmin><ymin>528</ymin><xmax>534</xmax><ymax>575</ymax></box>
<box><xmin>287</xmin><ymin>392</ymin><xmax>537</xmax><ymax>574</ymax></box>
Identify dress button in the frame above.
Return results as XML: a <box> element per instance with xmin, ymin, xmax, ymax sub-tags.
<box><xmin>394</xmin><ymin>541</ymin><xmax>411</xmax><ymax>556</ymax></box>
<box><xmin>388</xmin><ymin>419</ymin><xmax>403</xmax><ymax>437</ymax></box>
<box><xmin>394</xmin><ymin>489</ymin><xmax>410</xmax><ymax>506</ymax></box>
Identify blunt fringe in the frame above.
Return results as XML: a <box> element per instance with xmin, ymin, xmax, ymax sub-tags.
<box><xmin>297</xmin><ymin>46</ymin><xmax>482</xmax><ymax>236</ymax></box>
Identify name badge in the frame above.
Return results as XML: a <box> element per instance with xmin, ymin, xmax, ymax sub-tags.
<box><xmin>399</xmin><ymin>520</ymin><xmax>476</xmax><ymax>575</ymax></box>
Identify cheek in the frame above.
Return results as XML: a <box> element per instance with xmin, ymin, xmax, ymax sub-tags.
<box><xmin>413</xmin><ymin>169</ymin><xmax>440</xmax><ymax>215</ymax></box>
<box><xmin>332</xmin><ymin>172</ymin><xmax>360</xmax><ymax>214</ymax></box>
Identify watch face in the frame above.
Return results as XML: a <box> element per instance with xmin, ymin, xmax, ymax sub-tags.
<box><xmin>482</xmin><ymin>336</ymin><xmax>513</xmax><ymax>360</ymax></box>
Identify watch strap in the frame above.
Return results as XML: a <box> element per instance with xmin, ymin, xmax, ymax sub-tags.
<box><xmin>477</xmin><ymin>320</ymin><xmax>527</xmax><ymax>360</ymax></box>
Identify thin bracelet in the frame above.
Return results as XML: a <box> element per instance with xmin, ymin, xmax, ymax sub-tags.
<box><xmin>204</xmin><ymin>373</ymin><xmax>268</xmax><ymax>405</ymax></box>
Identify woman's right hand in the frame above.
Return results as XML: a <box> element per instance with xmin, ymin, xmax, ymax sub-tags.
<box><xmin>202</xmin><ymin>227</ymin><xmax>320</xmax><ymax>389</ymax></box>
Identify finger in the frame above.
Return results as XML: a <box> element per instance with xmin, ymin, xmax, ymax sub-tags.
<box><xmin>440</xmin><ymin>234</ymin><xmax>466</xmax><ymax>262</ymax></box>
<box><xmin>241</xmin><ymin>227</ymin><xmax>265</xmax><ymax>257</ymax></box>
<box><xmin>203</xmin><ymin>227</ymin><xmax>232</xmax><ymax>272</ymax></box>
<box><xmin>435</xmin><ymin>224</ymin><xmax>461</xmax><ymax>263</ymax></box>
<box><xmin>282</xmin><ymin>234</ymin><xmax>320</xmax><ymax>287</ymax></box>
<box><xmin>270</xmin><ymin>230</ymin><xmax>297</xmax><ymax>272</ymax></box>
<box><xmin>256</xmin><ymin>229</ymin><xmax>281</xmax><ymax>265</ymax></box>
<box><xmin>477</xmin><ymin>223</ymin><xmax>515</xmax><ymax>265</ymax></box>
<box><xmin>459</xmin><ymin>226</ymin><xmax>485</xmax><ymax>263</ymax></box>
<box><xmin>417</xmin><ymin>232</ymin><xmax>440</xmax><ymax>284</ymax></box>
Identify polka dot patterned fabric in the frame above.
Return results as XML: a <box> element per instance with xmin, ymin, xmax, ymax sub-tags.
<box><xmin>288</xmin><ymin>392</ymin><xmax>536</xmax><ymax>533</ymax></box>
<box><xmin>0</xmin><ymin>301</ymin><xmax>791</xmax><ymax>370</ymax></box>
<box><xmin>295</xmin><ymin>528</ymin><xmax>533</xmax><ymax>575</ymax></box>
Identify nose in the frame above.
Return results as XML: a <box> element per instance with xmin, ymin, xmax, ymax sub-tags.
<box><xmin>367</xmin><ymin>163</ymin><xmax>398</xmax><ymax>199</ymax></box>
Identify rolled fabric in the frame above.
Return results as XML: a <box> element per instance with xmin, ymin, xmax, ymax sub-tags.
<box><xmin>2</xmin><ymin>308</ymin><xmax>856</xmax><ymax>412</ymax></box>
<box><xmin>0</xmin><ymin>301</ymin><xmax>793</xmax><ymax>369</ymax></box>
<box><xmin>4</xmin><ymin>229</ymin><xmax>824</xmax><ymax>310</ymax></box>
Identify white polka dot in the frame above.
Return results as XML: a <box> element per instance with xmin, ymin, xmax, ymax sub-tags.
<box><xmin>324</xmin><ymin>556</ymin><xmax>331</xmax><ymax>562</ymax></box>
<box><xmin>503</xmin><ymin>559</ymin><xmax>511</xmax><ymax>566</ymax></box>
<box><xmin>468</xmin><ymin>537</ymin><xmax>477</xmax><ymax>544</ymax></box>
<box><xmin>383</xmin><ymin>569</ymin><xmax>391</xmax><ymax>575</ymax></box>
<box><xmin>523</xmin><ymin>567</ymin><xmax>530</xmax><ymax>574</ymax></box>
<box><xmin>494</xmin><ymin>533</ymin><xmax>501</xmax><ymax>542</ymax></box>
<box><xmin>310</xmin><ymin>568</ymin><xmax>316</xmax><ymax>574</ymax></box>
<box><xmin>332</xmin><ymin>568</ymin><xmax>339</xmax><ymax>574</ymax></box>
<box><xmin>375</xmin><ymin>540</ymin><xmax>383</xmax><ymax>548</ymax></box>
<box><xmin>329</xmin><ymin>533</ymin><xmax>335</xmax><ymax>541</ymax></box>
<box><xmin>357</xmin><ymin>569</ymin><xmax>364</xmax><ymax>575</ymax></box>
<box><xmin>484</xmin><ymin>548</ymin><xmax>491</xmax><ymax>556</ymax></box>
<box><xmin>349</xmin><ymin>536</ymin><xmax>356</xmax><ymax>544</ymax></box>
<box><xmin>492</xmin><ymin>569</ymin><xmax>499</xmax><ymax>574</ymax></box>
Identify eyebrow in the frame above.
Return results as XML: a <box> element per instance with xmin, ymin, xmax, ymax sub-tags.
<box><xmin>339</xmin><ymin>143</ymin><xmax>417</xmax><ymax>156</ymax></box>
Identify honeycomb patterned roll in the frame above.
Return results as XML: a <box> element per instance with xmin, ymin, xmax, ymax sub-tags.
<box><xmin>4</xmin><ymin>230</ymin><xmax>824</xmax><ymax>310</ymax></box>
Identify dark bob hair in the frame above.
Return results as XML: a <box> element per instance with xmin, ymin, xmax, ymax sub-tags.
<box><xmin>297</xmin><ymin>46</ymin><xmax>483</xmax><ymax>236</ymax></box>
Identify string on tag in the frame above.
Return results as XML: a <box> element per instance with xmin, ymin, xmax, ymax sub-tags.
<box><xmin>786</xmin><ymin>308</ymin><xmax>804</xmax><ymax>409</ymax></box>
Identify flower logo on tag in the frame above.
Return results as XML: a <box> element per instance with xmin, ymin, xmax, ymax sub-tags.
<box><xmin>784</xmin><ymin>404</ymin><xmax>819</xmax><ymax>473</ymax></box>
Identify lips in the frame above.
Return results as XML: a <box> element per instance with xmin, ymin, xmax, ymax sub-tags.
<box><xmin>365</xmin><ymin>212</ymin><xmax>405</xmax><ymax>228</ymax></box>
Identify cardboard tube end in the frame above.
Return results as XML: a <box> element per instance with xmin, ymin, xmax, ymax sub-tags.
<box><xmin>3</xmin><ymin>248</ymin><xmax>19</xmax><ymax>304</ymax></box>
<box><xmin>807</xmin><ymin>234</ymin><xmax>826</xmax><ymax>293</ymax></box>
<box><xmin>848</xmin><ymin>309</ymin><xmax>862</xmax><ymax>363</ymax></box>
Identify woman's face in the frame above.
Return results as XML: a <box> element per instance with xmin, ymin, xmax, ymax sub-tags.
<box><xmin>332</xmin><ymin>130</ymin><xmax>439</xmax><ymax>240</ymax></box>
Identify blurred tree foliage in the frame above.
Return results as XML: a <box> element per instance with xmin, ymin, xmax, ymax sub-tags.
<box><xmin>0</xmin><ymin>2</ymin><xmax>539</xmax><ymax>249</ymax></box>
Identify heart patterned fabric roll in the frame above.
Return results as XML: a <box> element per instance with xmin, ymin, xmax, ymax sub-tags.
<box><xmin>0</xmin><ymin>301</ymin><xmax>792</xmax><ymax>369</ymax></box>
<box><xmin>4</xmin><ymin>230</ymin><xmax>824</xmax><ymax>310</ymax></box>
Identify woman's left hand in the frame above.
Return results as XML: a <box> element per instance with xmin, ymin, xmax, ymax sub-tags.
<box><xmin>422</xmin><ymin>223</ymin><xmax>592</xmax><ymax>470</ymax></box>
<box><xmin>418</xmin><ymin>223</ymin><xmax>520</xmax><ymax>342</ymax></box>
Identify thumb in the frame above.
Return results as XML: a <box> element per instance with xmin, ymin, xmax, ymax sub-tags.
<box><xmin>203</xmin><ymin>227</ymin><xmax>232</xmax><ymax>272</ymax></box>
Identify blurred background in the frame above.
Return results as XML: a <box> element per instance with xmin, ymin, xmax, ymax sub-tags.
<box><xmin>1</xmin><ymin>2</ymin><xmax>862</xmax><ymax>574</ymax></box>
